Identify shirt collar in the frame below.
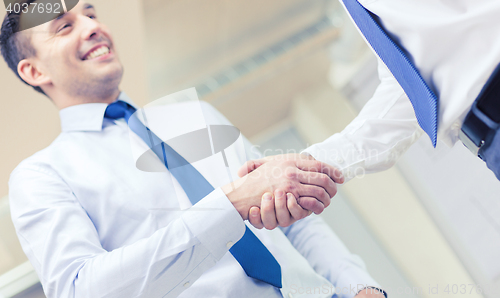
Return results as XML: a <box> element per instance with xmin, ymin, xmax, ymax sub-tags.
<box><xmin>59</xmin><ymin>92</ymin><xmax>139</xmax><ymax>132</ymax></box>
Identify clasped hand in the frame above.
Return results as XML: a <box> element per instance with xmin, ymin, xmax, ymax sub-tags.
<box><xmin>222</xmin><ymin>154</ymin><xmax>343</xmax><ymax>230</ymax></box>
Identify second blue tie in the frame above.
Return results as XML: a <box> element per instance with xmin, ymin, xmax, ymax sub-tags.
<box><xmin>342</xmin><ymin>0</ymin><xmax>439</xmax><ymax>147</ymax></box>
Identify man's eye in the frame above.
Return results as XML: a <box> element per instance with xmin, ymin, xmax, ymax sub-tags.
<box><xmin>58</xmin><ymin>24</ymin><xmax>71</xmax><ymax>32</ymax></box>
<box><xmin>87</xmin><ymin>15</ymin><xmax>96</xmax><ymax>19</ymax></box>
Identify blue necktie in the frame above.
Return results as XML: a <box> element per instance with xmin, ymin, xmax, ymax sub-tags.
<box><xmin>342</xmin><ymin>0</ymin><xmax>439</xmax><ymax>147</ymax></box>
<box><xmin>105</xmin><ymin>101</ymin><xmax>282</xmax><ymax>288</ymax></box>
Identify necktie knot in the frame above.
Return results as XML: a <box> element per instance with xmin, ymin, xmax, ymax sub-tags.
<box><xmin>104</xmin><ymin>101</ymin><xmax>136</xmax><ymax>122</ymax></box>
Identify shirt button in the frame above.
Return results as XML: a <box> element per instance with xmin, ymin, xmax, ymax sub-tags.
<box><xmin>336</xmin><ymin>157</ymin><xmax>344</xmax><ymax>163</ymax></box>
<box><xmin>452</xmin><ymin>121</ymin><xmax>461</xmax><ymax>130</ymax></box>
<box><xmin>288</xmin><ymin>293</ymin><xmax>293</xmax><ymax>298</ymax></box>
<box><xmin>226</xmin><ymin>241</ymin><xmax>234</xmax><ymax>248</ymax></box>
<box><xmin>183</xmin><ymin>282</ymin><xmax>190</xmax><ymax>288</ymax></box>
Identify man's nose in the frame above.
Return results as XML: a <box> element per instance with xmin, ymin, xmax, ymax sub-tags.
<box><xmin>79</xmin><ymin>16</ymin><xmax>102</xmax><ymax>40</ymax></box>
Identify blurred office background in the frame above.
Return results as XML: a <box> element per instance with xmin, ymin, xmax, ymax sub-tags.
<box><xmin>1</xmin><ymin>0</ymin><xmax>500</xmax><ymax>297</ymax></box>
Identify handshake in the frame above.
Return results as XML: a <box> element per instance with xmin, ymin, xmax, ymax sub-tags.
<box><xmin>222</xmin><ymin>153</ymin><xmax>344</xmax><ymax>230</ymax></box>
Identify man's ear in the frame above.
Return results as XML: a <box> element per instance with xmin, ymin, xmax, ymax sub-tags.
<box><xmin>17</xmin><ymin>59</ymin><xmax>51</xmax><ymax>87</ymax></box>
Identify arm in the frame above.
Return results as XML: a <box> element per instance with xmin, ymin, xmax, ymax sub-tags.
<box><xmin>237</xmin><ymin>61</ymin><xmax>421</xmax><ymax>227</ymax></box>
<box><xmin>200</xmin><ymin>101</ymin><xmax>343</xmax><ymax>222</ymax></box>
<box><xmin>9</xmin><ymin>157</ymin><xmax>340</xmax><ymax>297</ymax></box>
<box><xmin>304</xmin><ymin>59</ymin><xmax>423</xmax><ymax>181</ymax></box>
<box><xmin>239</xmin><ymin>59</ymin><xmax>423</xmax><ymax>184</ymax></box>
<box><xmin>9</xmin><ymin>165</ymin><xmax>245</xmax><ymax>298</ymax></box>
<box><xmin>281</xmin><ymin>214</ymin><xmax>386</xmax><ymax>298</ymax></box>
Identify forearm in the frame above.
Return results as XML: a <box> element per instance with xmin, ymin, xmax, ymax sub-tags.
<box><xmin>282</xmin><ymin>215</ymin><xmax>382</xmax><ymax>298</ymax></box>
<box><xmin>303</xmin><ymin>60</ymin><xmax>422</xmax><ymax>182</ymax></box>
<box><xmin>73</xmin><ymin>188</ymin><xmax>245</xmax><ymax>298</ymax></box>
<box><xmin>10</xmin><ymin>168</ymin><xmax>245</xmax><ymax>298</ymax></box>
<box><xmin>73</xmin><ymin>220</ymin><xmax>215</xmax><ymax>298</ymax></box>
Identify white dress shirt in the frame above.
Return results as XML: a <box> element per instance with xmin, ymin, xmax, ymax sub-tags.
<box><xmin>304</xmin><ymin>0</ymin><xmax>500</xmax><ymax>179</ymax></box>
<box><xmin>9</xmin><ymin>91</ymin><xmax>378</xmax><ymax>298</ymax></box>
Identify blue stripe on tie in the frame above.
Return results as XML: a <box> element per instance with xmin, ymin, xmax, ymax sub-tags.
<box><xmin>342</xmin><ymin>0</ymin><xmax>439</xmax><ymax>147</ymax></box>
<box><xmin>104</xmin><ymin>101</ymin><xmax>282</xmax><ymax>287</ymax></box>
<box><xmin>230</xmin><ymin>226</ymin><xmax>282</xmax><ymax>288</ymax></box>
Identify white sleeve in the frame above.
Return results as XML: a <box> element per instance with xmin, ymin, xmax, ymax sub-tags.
<box><xmin>282</xmin><ymin>215</ymin><xmax>381</xmax><ymax>298</ymax></box>
<box><xmin>303</xmin><ymin>59</ymin><xmax>423</xmax><ymax>181</ymax></box>
<box><xmin>9</xmin><ymin>165</ymin><xmax>245</xmax><ymax>298</ymax></box>
<box><xmin>202</xmin><ymin>101</ymin><xmax>382</xmax><ymax>296</ymax></box>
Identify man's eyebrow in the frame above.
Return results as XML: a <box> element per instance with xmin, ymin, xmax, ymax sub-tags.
<box><xmin>55</xmin><ymin>12</ymin><xmax>66</xmax><ymax>20</ymax></box>
<box><xmin>47</xmin><ymin>11</ymin><xmax>66</xmax><ymax>32</ymax></box>
<box><xmin>83</xmin><ymin>3</ymin><xmax>94</xmax><ymax>10</ymax></box>
<box><xmin>49</xmin><ymin>3</ymin><xmax>95</xmax><ymax>30</ymax></box>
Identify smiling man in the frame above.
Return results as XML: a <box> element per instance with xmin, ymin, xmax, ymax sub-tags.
<box><xmin>15</xmin><ymin>2</ymin><xmax>122</xmax><ymax>107</ymax></box>
<box><xmin>1</xmin><ymin>1</ymin><xmax>384</xmax><ymax>298</ymax></box>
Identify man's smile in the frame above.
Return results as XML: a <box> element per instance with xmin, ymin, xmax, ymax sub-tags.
<box><xmin>82</xmin><ymin>44</ymin><xmax>112</xmax><ymax>60</ymax></box>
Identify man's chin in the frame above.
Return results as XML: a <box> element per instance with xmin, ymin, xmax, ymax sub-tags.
<box><xmin>78</xmin><ymin>71</ymin><xmax>123</xmax><ymax>100</ymax></box>
<box><xmin>91</xmin><ymin>64</ymin><xmax>123</xmax><ymax>85</ymax></box>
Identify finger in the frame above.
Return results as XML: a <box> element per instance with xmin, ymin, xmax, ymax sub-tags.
<box><xmin>248</xmin><ymin>206</ymin><xmax>264</xmax><ymax>229</ymax></box>
<box><xmin>294</xmin><ymin>159</ymin><xmax>344</xmax><ymax>184</ymax></box>
<box><xmin>274</xmin><ymin>189</ymin><xmax>292</xmax><ymax>227</ymax></box>
<box><xmin>261</xmin><ymin>192</ymin><xmax>278</xmax><ymax>230</ymax></box>
<box><xmin>287</xmin><ymin>193</ymin><xmax>312</xmax><ymax>220</ymax></box>
<box><xmin>297</xmin><ymin>171</ymin><xmax>338</xmax><ymax>198</ymax></box>
<box><xmin>237</xmin><ymin>159</ymin><xmax>266</xmax><ymax>177</ymax></box>
<box><xmin>298</xmin><ymin>197</ymin><xmax>326</xmax><ymax>214</ymax></box>
<box><xmin>297</xmin><ymin>184</ymin><xmax>330</xmax><ymax>210</ymax></box>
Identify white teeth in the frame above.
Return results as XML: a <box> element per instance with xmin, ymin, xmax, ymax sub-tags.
<box><xmin>85</xmin><ymin>46</ymin><xmax>110</xmax><ymax>60</ymax></box>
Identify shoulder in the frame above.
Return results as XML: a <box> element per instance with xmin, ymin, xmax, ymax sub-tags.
<box><xmin>9</xmin><ymin>133</ymin><xmax>75</xmax><ymax>181</ymax></box>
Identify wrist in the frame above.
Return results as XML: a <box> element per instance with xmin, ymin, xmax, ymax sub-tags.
<box><xmin>222</xmin><ymin>178</ymin><xmax>251</xmax><ymax>220</ymax></box>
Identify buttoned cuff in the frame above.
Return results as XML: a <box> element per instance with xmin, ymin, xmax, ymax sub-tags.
<box><xmin>181</xmin><ymin>187</ymin><xmax>246</xmax><ymax>260</ymax></box>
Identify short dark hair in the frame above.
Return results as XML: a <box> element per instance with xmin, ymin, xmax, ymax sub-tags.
<box><xmin>0</xmin><ymin>0</ymin><xmax>46</xmax><ymax>95</ymax></box>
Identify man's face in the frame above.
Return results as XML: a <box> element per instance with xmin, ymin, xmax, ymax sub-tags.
<box><xmin>26</xmin><ymin>2</ymin><xmax>123</xmax><ymax>100</ymax></box>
